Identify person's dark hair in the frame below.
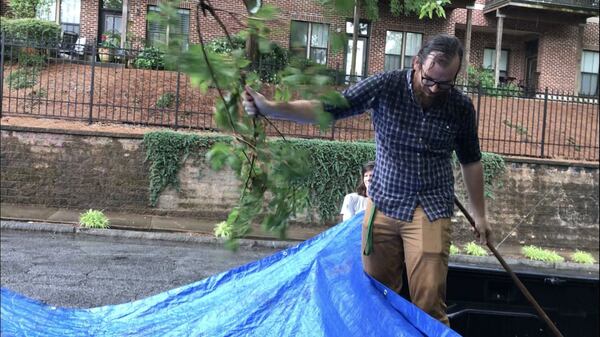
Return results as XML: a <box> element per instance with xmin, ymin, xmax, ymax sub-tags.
<box><xmin>415</xmin><ymin>34</ymin><xmax>464</xmax><ymax>77</ymax></box>
<box><xmin>356</xmin><ymin>161</ymin><xmax>375</xmax><ymax>197</ymax></box>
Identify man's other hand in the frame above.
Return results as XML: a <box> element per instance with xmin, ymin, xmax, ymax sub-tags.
<box><xmin>474</xmin><ymin>217</ymin><xmax>492</xmax><ymax>246</ymax></box>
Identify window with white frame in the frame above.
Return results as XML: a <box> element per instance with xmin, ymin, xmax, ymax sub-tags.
<box><xmin>580</xmin><ymin>50</ymin><xmax>599</xmax><ymax>96</ymax></box>
<box><xmin>483</xmin><ymin>48</ymin><xmax>509</xmax><ymax>78</ymax></box>
<box><xmin>290</xmin><ymin>21</ymin><xmax>329</xmax><ymax>65</ymax></box>
<box><xmin>37</xmin><ymin>0</ymin><xmax>57</xmax><ymax>21</ymax></box>
<box><xmin>147</xmin><ymin>6</ymin><xmax>190</xmax><ymax>50</ymax></box>
<box><xmin>36</xmin><ymin>0</ymin><xmax>81</xmax><ymax>34</ymax></box>
<box><xmin>384</xmin><ymin>31</ymin><xmax>422</xmax><ymax>71</ymax></box>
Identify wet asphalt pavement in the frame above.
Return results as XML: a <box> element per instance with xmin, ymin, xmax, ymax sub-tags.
<box><xmin>0</xmin><ymin>225</ymin><xmax>279</xmax><ymax>309</ymax></box>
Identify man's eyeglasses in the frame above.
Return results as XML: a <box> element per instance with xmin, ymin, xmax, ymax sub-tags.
<box><xmin>420</xmin><ymin>73</ymin><xmax>455</xmax><ymax>91</ymax></box>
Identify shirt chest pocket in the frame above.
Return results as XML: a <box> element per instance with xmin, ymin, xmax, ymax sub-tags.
<box><xmin>426</xmin><ymin>120</ymin><xmax>457</xmax><ymax>152</ymax></box>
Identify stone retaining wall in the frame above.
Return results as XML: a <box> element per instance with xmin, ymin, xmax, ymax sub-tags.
<box><xmin>1</xmin><ymin>126</ymin><xmax>598</xmax><ymax>250</ymax></box>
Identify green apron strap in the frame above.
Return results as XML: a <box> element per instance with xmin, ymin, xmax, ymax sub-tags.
<box><xmin>363</xmin><ymin>202</ymin><xmax>376</xmax><ymax>256</ymax></box>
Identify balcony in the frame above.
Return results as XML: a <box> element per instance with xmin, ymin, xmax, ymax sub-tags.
<box><xmin>484</xmin><ymin>0</ymin><xmax>599</xmax><ymax>23</ymax></box>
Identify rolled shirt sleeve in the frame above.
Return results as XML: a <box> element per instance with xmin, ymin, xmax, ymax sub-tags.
<box><xmin>323</xmin><ymin>72</ymin><xmax>389</xmax><ymax>120</ymax></box>
<box><xmin>455</xmin><ymin>98</ymin><xmax>482</xmax><ymax>165</ymax></box>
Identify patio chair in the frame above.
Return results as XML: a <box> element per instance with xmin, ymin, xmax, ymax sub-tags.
<box><xmin>72</xmin><ymin>37</ymin><xmax>87</xmax><ymax>59</ymax></box>
<box><xmin>58</xmin><ymin>31</ymin><xmax>79</xmax><ymax>59</ymax></box>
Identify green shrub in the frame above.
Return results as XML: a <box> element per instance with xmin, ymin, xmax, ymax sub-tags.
<box><xmin>156</xmin><ymin>92</ymin><xmax>176</xmax><ymax>109</ymax></box>
<box><xmin>0</xmin><ymin>18</ymin><xmax>61</xmax><ymax>42</ymax></box>
<box><xmin>286</xmin><ymin>56</ymin><xmax>344</xmax><ymax>85</ymax></box>
<box><xmin>466</xmin><ymin>66</ymin><xmax>522</xmax><ymax>97</ymax></box>
<box><xmin>5</xmin><ymin>68</ymin><xmax>39</xmax><ymax>89</ymax></box>
<box><xmin>79</xmin><ymin>210</ymin><xmax>110</xmax><ymax>229</ymax></box>
<box><xmin>521</xmin><ymin>245</ymin><xmax>564</xmax><ymax>263</ymax></box>
<box><xmin>570</xmin><ymin>250</ymin><xmax>596</xmax><ymax>264</ymax></box>
<box><xmin>449</xmin><ymin>244</ymin><xmax>461</xmax><ymax>255</ymax></box>
<box><xmin>8</xmin><ymin>0</ymin><xmax>41</xmax><ymax>18</ymax></box>
<box><xmin>17</xmin><ymin>50</ymin><xmax>46</xmax><ymax>68</ymax></box>
<box><xmin>467</xmin><ymin>65</ymin><xmax>495</xmax><ymax>88</ymax></box>
<box><xmin>27</xmin><ymin>88</ymin><xmax>47</xmax><ymax>99</ymax></box>
<box><xmin>134</xmin><ymin>46</ymin><xmax>165</xmax><ymax>69</ymax></box>
<box><xmin>100</xmin><ymin>31</ymin><xmax>121</xmax><ymax>49</ymax></box>
<box><xmin>257</xmin><ymin>43</ymin><xmax>289</xmax><ymax>83</ymax></box>
<box><xmin>205</xmin><ymin>34</ymin><xmax>289</xmax><ymax>83</ymax></box>
<box><xmin>205</xmin><ymin>34</ymin><xmax>246</xmax><ymax>54</ymax></box>
<box><xmin>465</xmin><ymin>241</ymin><xmax>487</xmax><ymax>256</ymax></box>
<box><xmin>25</xmin><ymin>88</ymin><xmax>47</xmax><ymax>106</ymax></box>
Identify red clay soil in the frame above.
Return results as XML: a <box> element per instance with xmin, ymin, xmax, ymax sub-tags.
<box><xmin>2</xmin><ymin>63</ymin><xmax>598</xmax><ymax>161</ymax></box>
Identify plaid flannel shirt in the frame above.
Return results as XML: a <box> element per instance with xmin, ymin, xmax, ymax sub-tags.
<box><xmin>325</xmin><ymin>69</ymin><xmax>481</xmax><ymax>221</ymax></box>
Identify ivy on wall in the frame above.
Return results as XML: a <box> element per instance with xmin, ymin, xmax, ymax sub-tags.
<box><xmin>143</xmin><ymin>131</ymin><xmax>231</xmax><ymax>206</ymax></box>
<box><xmin>144</xmin><ymin>131</ymin><xmax>505</xmax><ymax>222</ymax></box>
<box><xmin>285</xmin><ymin>139</ymin><xmax>375</xmax><ymax>222</ymax></box>
<box><xmin>452</xmin><ymin>151</ymin><xmax>506</xmax><ymax>199</ymax></box>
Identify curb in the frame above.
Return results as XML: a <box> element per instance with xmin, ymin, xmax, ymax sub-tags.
<box><xmin>0</xmin><ymin>220</ymin><xmax>296</xmax><ymax>250</ymax></box>
<box><xmin>2</xmin><ymin>220</ymin><xmax>598</xmax><ymax>275</ymax></box>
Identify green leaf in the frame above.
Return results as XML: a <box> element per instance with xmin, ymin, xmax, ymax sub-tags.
<box><xmin>252</xmin><ymin>3</ymin><xmax>279</xmax><ymax>19</ymax></box>
<box><xmin>258</xmin><ymin>37</ymin><xmax>273</xmax><ymax>54</ymax></box>
<box><xmin>330</xmin><ymin>32</ymin><xmax>347</xmax><ymax>53</ymax></box>
<box><xmin>320</xmin><ymin>91</ymin><xmax>349</xmax><ymax>108</ymax></box>
<box><xmin>312</xmin><ymin>75</ymin><xmax>331</xmax><ymax>86</ymax></box>
<box><xmin>206</xmin><ymin>143</ymin><xmax>231</xmax><ymax>170</ymax></box>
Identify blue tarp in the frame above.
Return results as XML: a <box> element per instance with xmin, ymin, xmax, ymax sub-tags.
<box><xmin>1</xmin><ymin>213</ymin><xmax>460</xmax><ymax>336</ymax></box>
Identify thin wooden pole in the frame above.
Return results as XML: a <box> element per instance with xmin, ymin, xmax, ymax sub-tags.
<box><xmin>454</xmin><ymin>196</ymin><xmax>564</xmax><ymax>337</ymax></box>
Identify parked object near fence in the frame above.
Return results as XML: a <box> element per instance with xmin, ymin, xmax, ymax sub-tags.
<box><xmin>1</xmin><ymin>38</ymin><xmax>598</xmax><ymax>161</ymax></box>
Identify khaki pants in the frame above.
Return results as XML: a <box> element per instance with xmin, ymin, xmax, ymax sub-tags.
<box><xmin>361</xmin><ymin>199</ymin><xmax>451</xmax><ymax>326</ymax></box>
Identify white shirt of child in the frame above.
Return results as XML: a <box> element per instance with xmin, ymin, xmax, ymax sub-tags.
<box><xmin>340</xmin><ymin>193</ymin><xmax>368</xmax><ymax>221</ymax></box>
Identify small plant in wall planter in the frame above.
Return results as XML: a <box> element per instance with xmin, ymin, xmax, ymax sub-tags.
<box><xmin>214</xmin><ymin>221</ymin><xmax>233</xmax><ymax>240</ymax></box>
<box><xmin>449</xmin><ymin>244</ymin><xmax>461</xmax><ymax>255</ymax></box>
<box><xmin>465</xmin><ymin>242</ymin><xmax>488</xmax><ymax>256</ymax></box>
<box><xmin>570</xmin><ymin>250</ymin><xmax>596</xmax><ymax>265</ymax></box>
<box><xmin>521</xmin><ymin>245</ymin><xmax>564</xmax><ymax>263</ymax></box>
<box><xmin>79</xmin><ymin>209</ymin><xmax>110</xmax><ymax>229</ymax></box>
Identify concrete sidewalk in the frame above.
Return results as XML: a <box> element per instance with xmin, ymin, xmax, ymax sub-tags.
<box><xmin>2</xmin><ymin>202</ymin><xmax>598</xmax><ymax>276</ymax></box>
<box><xmin>0</xmin><ymin>203</ymin><xmax>326</xmax><ymax>242</ymax></box>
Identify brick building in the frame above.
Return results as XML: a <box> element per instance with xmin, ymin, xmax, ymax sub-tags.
<box><xmin>1</xmin><ymin>0</ymin><xmax>598</xmax><ymax>95</ymax></box>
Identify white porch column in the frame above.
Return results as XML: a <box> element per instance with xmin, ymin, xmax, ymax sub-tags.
<box><xmin>494</xmin><ymin>10</ymin><xmax>505</xmax><ymax>87</ymax></box>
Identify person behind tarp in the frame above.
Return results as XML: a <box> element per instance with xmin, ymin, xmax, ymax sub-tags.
<box><xmin>340</xmin><ymin>161</ymin><xmax>374</xmax><ymax>221</ymax></box>
<box><xmin>242</xmin><ymin>34</ymin><xmax>491</xmax><ymax>326</ymax></box>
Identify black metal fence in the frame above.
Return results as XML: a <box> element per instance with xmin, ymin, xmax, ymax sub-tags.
<box><xmin>1</xmin><ymin>38</ymin><xmax>599</xmax><ymax>161</ymax></box>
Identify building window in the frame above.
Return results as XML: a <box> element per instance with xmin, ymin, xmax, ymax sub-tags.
<box><xmin>101</xmin><ymin>0</ymin><xmax>123</xmax><ymax>36</ymax></box>
<box><xmin>36</xmin><ymin>0</ymin><xmax>81</xmax><ymax>35</ymax></box>
<box><xmin>147</xmin><ymin>6</ymin><xmax>190</xmax><ymax>50</ymax></box>
<box><xmin>384</xmin><ymin>31</ymin><xmax>422</xmax><ymax>71</ymax></box>
<box><xmin>345</xmin><ymin>21</ymin><xmax>369</xmax><ymax>36</ymax></box>
<box><xmin>37</xmin><ymin>0</ymin><xmax>56</xmax><ymax>21</ymax></box>
<box><xmin>345</xmin><ymin>20</ymin><xmax>370</xmax><ymax>82</ymax></box>
<box><xmin>290</xmin><ymin>21</ymin><xmax>329</xmax><ymax>65</ymax></box>
<box><xmin>483</xmin><ymin>48</ymin><xmax>509</xmax><ymax>78</ymax></box>
<box><xmin>580</xmin><ymin>50</ymin><xmax>599</xmax><ymax>96</ymax></box>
